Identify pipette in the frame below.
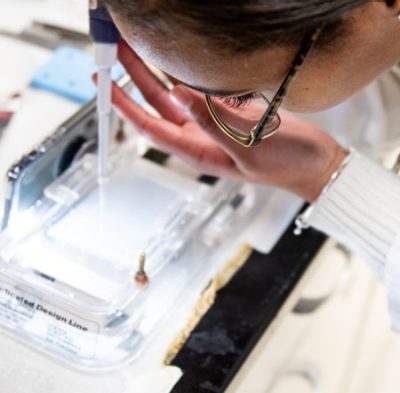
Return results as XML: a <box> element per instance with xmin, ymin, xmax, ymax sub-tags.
<box><xmin>89</xmin><ymin>1</ymin><xmax>120</xmax><ymax>185</ymax></box>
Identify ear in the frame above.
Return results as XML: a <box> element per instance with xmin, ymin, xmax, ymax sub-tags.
<box><xmin>375</xmin><ymin>0</ymin><xmax>400</xmax><ymax>17</ymax></box>
<box><xmin>384</xmin><ymin>0</ymin><xmax>400</xmax><ymax>9</ymax></box>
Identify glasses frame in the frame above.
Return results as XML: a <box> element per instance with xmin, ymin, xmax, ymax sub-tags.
<box><xmin>205</xmin><ymin>25</ymin><xmax>325</xmax><ymax>147</ymax></box>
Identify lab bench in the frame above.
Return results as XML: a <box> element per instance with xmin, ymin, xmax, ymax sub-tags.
<box><xmin>171</xmin><ymin>212</ymin><xmax>327</xmax><ymax>392</ymax></box>
<box><xmin>170</xmin><ymin>210</ymin><xmax>378</xmax><ymax>393</ymax></box>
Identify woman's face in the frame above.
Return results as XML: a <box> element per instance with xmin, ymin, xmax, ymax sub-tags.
<box><xmin>114</xmin><ymin>1</ymin><xmax>400</xmax><ymax>113</ymax></box>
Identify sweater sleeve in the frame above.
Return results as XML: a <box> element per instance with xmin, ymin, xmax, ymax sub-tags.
<box><xmin>306</xmin><ymin>150</ymin><xmax>400</xmax><ymax>282</ymax></box>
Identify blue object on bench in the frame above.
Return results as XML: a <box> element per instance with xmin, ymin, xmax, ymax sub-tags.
<box><xmin>31</xmin><ymin>46</ymin><xmax>125</xmax><ymax>104</ymax></box>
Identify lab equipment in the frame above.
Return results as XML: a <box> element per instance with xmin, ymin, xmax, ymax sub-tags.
<box><xmin>89</xmin><ymin>0</ymin><xmax>120</xmax><ymax>184</ymax></box>
<box><xmin>0</xmin><ymin>96</ymin><xmax>261</xmax><ymax>371</ymax></box>
<box><xmin>2</xmin><ymin>91</ymin><xmax>101</xmax><ymax>229</ymax></box>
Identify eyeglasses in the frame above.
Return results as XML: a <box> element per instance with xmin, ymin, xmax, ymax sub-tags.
<box><xmin>205</xmin><ymin>25</ymin><xmax>325</xmax><ymax>147</ymax></box>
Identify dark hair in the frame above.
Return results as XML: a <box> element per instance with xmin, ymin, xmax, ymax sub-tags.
<box><xmin>105</xmin><ymin>0</ymin><xmax>372</xmax><ymax>54</ymax></box>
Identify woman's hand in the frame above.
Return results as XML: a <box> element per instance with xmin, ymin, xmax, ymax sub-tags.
<box><xmin>113</xmin><ymin>41</ymin><xmax>347</xmax><ymax>202</ymax></box>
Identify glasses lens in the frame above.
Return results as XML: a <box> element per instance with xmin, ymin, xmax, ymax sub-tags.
<box><xmin>208</xmin><ymin>93</ymin><xmax>280</xmax><ymax>139</ymax></box>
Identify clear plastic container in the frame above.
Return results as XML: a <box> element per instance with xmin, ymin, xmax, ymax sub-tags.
<box><xmin>0</xmin><ymin>148</ymin><xmax>255</xmax><ymax>371</ymax></box>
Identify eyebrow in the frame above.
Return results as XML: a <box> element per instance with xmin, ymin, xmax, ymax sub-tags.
<box><xmin>180</xmin><ymin>81</ymin><xmax>253</xmax><ymax>97</ymax></box>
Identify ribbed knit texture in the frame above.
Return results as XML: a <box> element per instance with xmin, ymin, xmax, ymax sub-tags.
<box><xmin>307</xmin><ymin>151</ymin><xmax>400</xmax><ymax>280</ymax></box>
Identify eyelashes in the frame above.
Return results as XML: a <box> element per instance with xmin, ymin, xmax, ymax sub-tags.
<box><xmin>221</xmin><ymin>93</ymin><xmax>256</xmax><ymax>108</ymax></box>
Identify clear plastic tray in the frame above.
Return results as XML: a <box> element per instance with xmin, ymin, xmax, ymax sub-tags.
<box><xmin>0</xmin><ymin>148</ymin><xmax>255</xmax><ymax>371</ymax></box>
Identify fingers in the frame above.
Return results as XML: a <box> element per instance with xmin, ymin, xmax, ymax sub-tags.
<box><xmin>169</xmin><ymin>85</ymin><xmax>247</xmax><ymax>157</ymax></box>
<box><xmin>111</xmin><ymin>82</ymin><xmax>236</xmax><ymax>174</ymax></box>
<box><xmin>118</xmin><ymin>41</ymin><xmax>188</xmax><ymax>126</ymax></box>
<box><xmin>112</xmin><ymin>81</ymin><xmax>178</xmax><ymax>144</ymax></box>
<box><xmin>117</xmin><ymin>42</ymin><xmax>251</xmax><ymax>158</ymax></box>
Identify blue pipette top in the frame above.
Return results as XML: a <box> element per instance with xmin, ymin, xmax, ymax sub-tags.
<box><xmin>89</xmin><ymin>6</ymin><xmax>121</xmax><ymax>44</ymax></box>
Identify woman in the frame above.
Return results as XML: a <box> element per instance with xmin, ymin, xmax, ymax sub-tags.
<box><xmin>103</xmin><ymin>1</ymin><xmax>400</xmax><ymax>328</ymax></box>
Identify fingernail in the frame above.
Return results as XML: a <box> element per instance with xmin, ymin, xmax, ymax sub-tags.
<box><xmin>170</xmin><ymin>87</ymin><xmax>193</xmax><ymax>109</ymax></box>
